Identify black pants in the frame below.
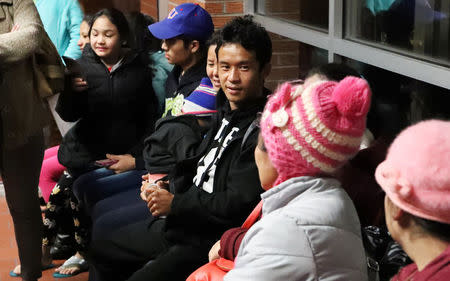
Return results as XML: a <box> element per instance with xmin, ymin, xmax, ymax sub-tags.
<box><xmin>43</xmin><ymin>169</ymin><xmax>94</xmax><ymax>252</ymax></box>
<box><xmin>88</xmin><ymin>218</ymin><xmax>209</xmax><ymax>281</ymax></box>
<box><xmin>1</xmin><ymin>134</ymin><xmax>44</xmax><ymax>280</ymax></box>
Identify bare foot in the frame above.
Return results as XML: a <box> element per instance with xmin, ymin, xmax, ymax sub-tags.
<box><xmin>54</xmin><ymin>252</ymin><xmax>88</xmax><ymax>276</ymax></box>
<box><xmin>55</xmin><ymin>265</ymin><xmax>81</xmax><ymax>275</ymax></box>
<box><xmin>11</xmin><ymin>262</ymin><xmax>53</xmax><ymax>276</ymax></box>
<box><xmin>12</xmin><ymin>264</ymin><xmax>21</xmax><ymax>275</ymax></box>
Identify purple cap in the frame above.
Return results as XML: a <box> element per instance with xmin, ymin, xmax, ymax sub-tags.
<box><xmin>148</xmin><ymin>3</ymin><xmax>214</xmax><ymax>41</ymax></box>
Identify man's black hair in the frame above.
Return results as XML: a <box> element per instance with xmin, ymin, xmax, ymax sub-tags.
<box><xmin>216</xmin><ymin>15</ymin><xmax>272</xmax><ymax>70</ymax></box>
<box><xmin>306</xmin><ymin>63</ymin><xmax>361</xmax><ymax>82</ymax></box>
<box><xmin>206</xmin><ymin>30</ymin><xmax>221</xmax><ymax>49</ymax></box>
<box><xmin>166</xmin><ymin>35</ymin><xmax>208</xmax><ymax>59</ymax></box>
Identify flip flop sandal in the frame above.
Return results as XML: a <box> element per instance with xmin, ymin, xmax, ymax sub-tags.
<box><xmin>53</xmin><ymin>255</ymin><xmax>89</xmax><ymax>278</ymax></box>
<box><xmin>9</xmin><ymin>263</ymin><xmax>55</xmax><ymax>277</ymax></box>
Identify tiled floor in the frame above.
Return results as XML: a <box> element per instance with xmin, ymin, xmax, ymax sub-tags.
<box><xmin>0</xmin><ymin>196</ymin><xmax>88</xmax><ymax>281</ymax></box>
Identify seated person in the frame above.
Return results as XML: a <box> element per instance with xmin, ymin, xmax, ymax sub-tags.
<box><xmin>87</xmin><ymin>15</ymin><xmax>272</xmax><ymax>281</ymax></box>
<box><xmin>375</xmin><ymin>120</ymin><xmax>450</xmax><ymax>281</ymax></box>
<box><xmin>34</xmin><ymin>8</ymin><xmax>158</xmax><ymax>278</ymax></box>
<box><xmin>148</xmin><ymin>3</ymin><xmax>214</xmax><ymax>117</ymax></box>
<box><xmin>142</xmin><ymin>30</ymin><xmax>221</xmax><ymax>184</ymax></box>
<box><xmin>209</xmin><ymin>76</ymin><xmax>371</xmax><ymax>280</ymax></box>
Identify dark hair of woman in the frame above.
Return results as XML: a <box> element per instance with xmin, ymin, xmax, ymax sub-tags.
<box><xmin>125</xmin><ymin>12</ymin><xmax>161</xmax><ymax>53</ymax></box>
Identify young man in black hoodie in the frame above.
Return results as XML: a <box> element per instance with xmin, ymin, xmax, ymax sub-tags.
<box><xmin>88</xmin><ymin>15</ymin><xmax>272</xmax><ymax>281</ymax></box>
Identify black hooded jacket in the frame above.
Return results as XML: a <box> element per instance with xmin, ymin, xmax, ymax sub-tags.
<box><xmin>142</xmin><ymin>114</ymin><xmax>207</xmax><ymax>174</ymax></box>
<box><xmin>163</xmin><ymin>87</ymin><xmax>271</xmax><ymax>247</ymax></box>
<box><xmin>162</xmin><ymin>60</ymin><xmax>206</xmax><ymax>117</ymax></box>
<box><xmin>56</xmin><ymin>46</ymin><xmax>158</xmax><ymax>172</ymax></box>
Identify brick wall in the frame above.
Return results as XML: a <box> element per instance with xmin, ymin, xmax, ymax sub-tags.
<box><xmin>141</xmin><ymin>0</ymin><xmax>158</xmax><ymax>19</ymax></box>
<box><xmin>80</xmin><ymin>0</ymin><xmax>140</xmax><ymax>14</ymax></box>
<box><xmin>79</xmin><ymin>0</ymin><xmax>112</xmax><ymax>14</ymax></box>
<box><xmin>266</xmin><ymin>33</ymin><xmax>301</xmax><ymax>91</ymax></box>
<box><xmin>112</xmin><ymin>0</ymin><xmax>140</xmax><ymax>12</ymax></box>
<box><xmin>151</xmin><ymin>0</ymin><xmax>244</xmax><ymax>29</ymax></box>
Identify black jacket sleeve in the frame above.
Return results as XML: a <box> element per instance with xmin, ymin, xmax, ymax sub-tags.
<box><xmin>127</xmin><ymin>66</ymin><xmax>159</xmax><ymax>165</ymax></box>
<box><xmin>55</xmin><ymin>73</ymin><xmax>88</xmax><ymax>122</ymax></box>
<box><xmin>143</xmin><ymin>120</ymin><xmax>202</xmax><ymax>174</ymax></box>
<box><xmin>169</xmin><ymin>129</ymin><xmax>262</xmax><ymax>228</ymax></box>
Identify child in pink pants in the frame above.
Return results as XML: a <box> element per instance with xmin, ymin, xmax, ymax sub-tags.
<box><xmin>39</xmin><ymin>146</ymin><xmax>65</xmax><ymax>202</ymax></box>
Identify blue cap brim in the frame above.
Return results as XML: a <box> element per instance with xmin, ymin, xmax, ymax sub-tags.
<box><xmin>148</xmin><ymin>19</ymin><xmax>183</xmax><ymax>40</ymax></box>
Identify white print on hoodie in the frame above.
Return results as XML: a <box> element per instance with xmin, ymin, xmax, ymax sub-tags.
<box><xmin>193</xmin><ymin>118</ymin><xmax>239</xmax><ymax>193</ymax></box>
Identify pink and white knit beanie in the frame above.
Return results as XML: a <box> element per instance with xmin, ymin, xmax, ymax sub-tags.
<box><xmin>261</xmin><ymin>76</ymin><xmax>371</xmax><ymax>185</ymax></box>
<box><xmin>375</xmin><ymin>120</ymin><xmax>450</xmax><ymax>224</ymax></box>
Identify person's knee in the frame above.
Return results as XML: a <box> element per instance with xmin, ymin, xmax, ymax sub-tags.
<box><xmin>72</xmin><ymin>174</ymin><xmax>96</xmax><ymax>201</ymax></box>
<box><xmin>73</xmin><ymin>169</ymin><xmax>113</xmax><ymax>201</ymax></box>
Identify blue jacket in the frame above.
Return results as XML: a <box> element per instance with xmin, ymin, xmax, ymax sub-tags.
<box><xmin>149</xmin><ymin>50</ymin><xmax>173</xmax><ymax>112</ymax></box>
<box><xmin>35</xmin><ymin>0</ymin><xmax>83</xmax><ymax>59</ymax></box>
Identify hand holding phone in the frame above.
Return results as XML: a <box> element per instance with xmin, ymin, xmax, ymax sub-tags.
<box><xmin>62</xmin><ymin>56</ymin><xmax>83</xmax><ymax>77</ymax></box>
<box><xmin>63</xmin><ymin>56</ymin><xmax>88</xmax><ymax>92</ymax></box>
<box><xmin>94</xmin><ymin>159</ymin><xmax>119</xmax><ymax>167</ymax></box>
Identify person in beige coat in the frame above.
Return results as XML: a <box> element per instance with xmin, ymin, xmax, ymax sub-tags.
<box><xmin>0</xmin><ymin>0</ymin><xmax>52</xmax><ymax>280</ymax></box>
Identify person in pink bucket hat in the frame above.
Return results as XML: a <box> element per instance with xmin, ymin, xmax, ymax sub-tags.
<box><xmin>375</xmin><ymin>119</ymin><xmax>450</xmax><ymax>281</ymax></box>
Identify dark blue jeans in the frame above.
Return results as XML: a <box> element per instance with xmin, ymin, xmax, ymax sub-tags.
<box><xmin>72</xmin><ymin>168</ymin><xmax>146</xmax><ymax>214</ymax></box>
<box><xmin>91</xmin><ymin>188</ymin><xmax>150</xmax><ymax>242</ymax></box>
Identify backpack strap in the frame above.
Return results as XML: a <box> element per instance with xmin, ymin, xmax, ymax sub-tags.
<box><xmin>241</xmin><ymin>118</ymin><xmax>259</xmax><ymax>150</ymax></box>
<box><xmin>242</xmin><ymin>200</ymin><xmax>263</xmax><ymax>229</ymax></box>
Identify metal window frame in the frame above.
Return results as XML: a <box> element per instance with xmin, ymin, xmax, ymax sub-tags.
<box><xmin>158</xmin><ymin>0</ymin><xmax>169</xmax><ymax>21</ymax></box>
<box><xmin>245</xmin><ymin>0</ymin><xmax>450</xmax><ymax>90</ymax></box>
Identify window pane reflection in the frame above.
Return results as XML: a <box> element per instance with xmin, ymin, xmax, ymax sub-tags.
<box><xmin>340</xmin><ymin>56</ymin><xmax>450</xmax><ymax>139</ymax></box>
<box><xmin>256</xmin><ymin>0</ymin><xmax>328</xmax><ymax>31</ymax></box>
<box><xmin>346</xmin><ymin>0</ymin><xmax>450</xmax><ymax>66</ymax></box>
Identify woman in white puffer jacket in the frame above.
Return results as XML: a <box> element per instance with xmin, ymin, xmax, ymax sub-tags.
<box><xmin>226</xmin><ymin>75</ymin><xmax>371</xmax><ymax>281</ymax></box>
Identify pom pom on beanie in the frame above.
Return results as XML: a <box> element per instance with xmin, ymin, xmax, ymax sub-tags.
<box><xmin>332</xmin><ymin>76</ymin><xmax>371</xmax><ymax>118</ymax></box>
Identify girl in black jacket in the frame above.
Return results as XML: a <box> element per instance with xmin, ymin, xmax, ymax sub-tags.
<box><xmin>41</xmin><ymin>9</ymin><xmax>158</xmax><ymax>278</ymax></box>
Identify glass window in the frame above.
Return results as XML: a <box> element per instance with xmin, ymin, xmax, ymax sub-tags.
<box><xmin>256</xmin><ymin>0</ymin><xmax>329</xmax><ymax>31</ymax></box>
<box><xmin>345</xmin><ymin>0</ymin><xmax>450</xmax><ymax>66</ymax></box>
<box><xmin>265</xmin><ymin>33</ymin><xmax>328</xmax><ymax>91</ymax></box>
<box><xmin>339</xmin><ymin>56</ymin><xmax>450</xmax><ymax>139</ymax></box>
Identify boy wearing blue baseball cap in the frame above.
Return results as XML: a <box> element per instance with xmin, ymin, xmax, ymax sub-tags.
<box><xmin>148</xmin><ymin>3</ymin><xmax>214</xmax><ymax>117</ymax></box>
